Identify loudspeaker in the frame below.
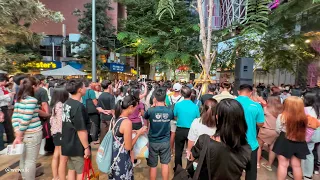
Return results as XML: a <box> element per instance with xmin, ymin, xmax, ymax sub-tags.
<box><xmin>190</xmin><ymin>73</ymin><xmax>195</xmax><ymax>80</ymax></box>
<box><xmin>234</xmin><ymin>58</ymin><xmax>254</xmax><ymax>95</ymax></box>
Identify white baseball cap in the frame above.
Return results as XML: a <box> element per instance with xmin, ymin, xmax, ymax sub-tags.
<box><xmin>173</xmin><ymin>83</ymin><xmax>182</xmax><ymax>92</ymax></box>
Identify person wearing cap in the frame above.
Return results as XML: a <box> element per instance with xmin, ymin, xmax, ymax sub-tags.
<box><xmin>165</xmin><ymin>83</ymin><xmax>184</xmax><ymax>155</ymax></box>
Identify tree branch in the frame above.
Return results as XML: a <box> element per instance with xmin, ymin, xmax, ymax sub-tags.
<box><xmin>195</xmin><ymin>54</ymin><xmax>204</xmax><ymax>68</ymax></box>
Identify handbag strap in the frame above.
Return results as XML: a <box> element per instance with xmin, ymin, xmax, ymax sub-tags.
<box><xmin>110</xmin><ymin>142</ymin><xmax>125</xmax><ymax>171</ymax></box>
<box><xmin>193</xmin><ymin>135</ymin><xmax>210</xmax><ymax>180</ymax></box>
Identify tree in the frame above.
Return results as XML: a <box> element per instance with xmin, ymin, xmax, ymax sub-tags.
<box><xmin>73</xmin><ymin>0</ymin><xmax>116</xmax><ymax>71</ymax></box>
<box><xmin>0</xmin><ymin>0</ymin><xmax>64</xmax><ymax>72</ymax></box>
<box><xmin>117</xmin><ymin>0</ymin><xmax>201</xmax><ymax>79</ymax></box>
<box><xmin>216</xmin><ymin>0</ymin><xmax>318</xmax><ymax>81</ymax></box>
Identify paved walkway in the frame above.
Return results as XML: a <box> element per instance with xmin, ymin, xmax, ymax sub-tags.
<box><xmin>1</xmin><ymin>143</ymin><xmax>320</xmax><ymax>180</ymax></box>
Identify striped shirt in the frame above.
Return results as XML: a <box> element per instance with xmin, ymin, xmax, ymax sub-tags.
<box><xmin>12</xmin><ymin>96</ymin><xmax>42</xmax><ymax>133</ymax></box>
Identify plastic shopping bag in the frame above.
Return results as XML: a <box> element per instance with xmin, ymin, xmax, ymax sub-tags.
<box><xmin>132</xmin><ymin>133</ymin><xmax>149</xmax><ymax>159</ymax></box>
<box><xmin>82</xmin><ymin>158</ymin><xmax>99</xmax><ymax>180</ymax></box>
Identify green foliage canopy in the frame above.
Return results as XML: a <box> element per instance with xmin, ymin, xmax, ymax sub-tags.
<box><xmin>0</xmin><ymin>0</ymin><xmax>64</xmax><ymax>72</ymax></box>
<box><xmin>117</xmin><ymin>0</ymin><xmax>201</xmax><ymax>78</ymax></box>
<box><xmin>73</xmin><ymin>0</ymin><xmax>116</xmax><ymax>70</ymax></box>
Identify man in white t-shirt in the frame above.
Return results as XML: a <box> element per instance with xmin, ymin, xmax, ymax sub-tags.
<box><xmin>165</xmin><ymin>83</ymin><xmax>184</xmax><ymax>155</ymax></box>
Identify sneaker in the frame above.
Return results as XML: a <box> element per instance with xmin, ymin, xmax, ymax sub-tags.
<box><xmin>0</xmin><ymin>148</ymin><xmax>7</xmax><ymax>155</ymax></box>
<box><xmin>261</xmin><ymin>163</ymin><xmax>272</xmax><ymax>171</ymax></box>
<box><xmin>314</xmin><ymin>170</ymin><xmax>319</xmax><ymax>175</ymax></box>
<box><xmin>133</xmin><ymin>159</ymin><xmax>141</xmax><ymax>167</ymax></box>
<box><xmin>304</xmin><ymin>176</ymin><xmax>312</xmax><ymax>180</ymax></box>
<box><xmin>288</xmin><ymin>171</ymin><xmax>294</xmax><ymax>179</ymax></box>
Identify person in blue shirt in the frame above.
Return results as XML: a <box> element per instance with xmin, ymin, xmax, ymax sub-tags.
<box><xmin>144</xmin><ymin>88</ymin><xmax>174</xmax><ymax>180</ymax></box>
<box><xmin>173</xmin><ymin>86</ymin><xmax>200</xmax><ymax>173</ymax></box>
<box><xmin>236</xmin><ymin>84</ymin><xmax>265</xmax><ymax>180</ymax></box>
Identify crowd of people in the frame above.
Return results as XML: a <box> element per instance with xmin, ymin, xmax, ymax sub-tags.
<box><xmin>0</xmin><ymin>72</ymin><xmax>320</xmax><ymax>180</ymax></box>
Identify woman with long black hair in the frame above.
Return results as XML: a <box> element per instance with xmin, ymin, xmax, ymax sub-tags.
<box><xmin>109</xmin><ymin>95</ymin><xmax>147</xmax><ymax>180</ymax></box>
<box><xmin>12</xmin><ymin>77</ymin><xmax>43</xmax><ymax>180</ymax></box>
<box><xmin>189</xmin><ymin>99</ymin><xmax>251</xmax><ymax>180</ymax></box>
<box><xmin>302</xmin><ymin>92</ymin><xmax>320</xmax><ymax>179</ymax></box>
<box><xmin>50</xmin><ymin>87</ymin><xmax>69</xmax><ymax>180</ymax></box>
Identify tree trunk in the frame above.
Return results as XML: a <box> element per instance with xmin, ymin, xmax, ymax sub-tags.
<box><xmin>197</xmin><ymin>0</ymin><xmax>214</xmax><ymax>78</ymax></box>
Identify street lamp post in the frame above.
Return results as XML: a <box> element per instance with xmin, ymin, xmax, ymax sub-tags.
<box><xmin>92</xmin><ymin>0</ymin><xmax>97</xmax><ymax>82</ymax></box>
<box><xmin>137</xmin><ymin>54</ymin><xmax>139</xmax><ymax>79</ymax></box>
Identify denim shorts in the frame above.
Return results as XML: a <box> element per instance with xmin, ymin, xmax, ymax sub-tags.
<box><xmin>147</xmin><ymin>141</ymin><xmax>171</xmax><ymax>167</ymax></box>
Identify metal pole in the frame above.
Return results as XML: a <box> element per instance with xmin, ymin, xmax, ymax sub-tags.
<box><xmin>137</xmin><ymin>54</ymin><xmax>139</xmax><ymax>79</ymax></box>
<box><xmin>62</xmin><ymin>24</ymin><xmax>67</xmax><ymax>58</ymax></box>
<box><xmin>92</xmin><ymin>0</ymin><xmax>97</xmax><ymax>82</ymax></box>
<box><xmin>52</xmin><ymin>42</ymin><xmax>55</xmax><ymax>61</ymax></box>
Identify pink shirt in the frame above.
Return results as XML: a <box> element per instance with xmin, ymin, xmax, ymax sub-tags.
<box><xmin>50</xmin><ymin>102</ymin><xmax>63</xmax><ymax>135</ymax></box>
<box><xmin>129</xmin><ymin>102</ymin><xmax>144</xmax><ymax>123</ymax></box>
<box><xmin>263</xmin><ymin>107</ymin><xmax>277</xmax><ymax>130</ymax></box>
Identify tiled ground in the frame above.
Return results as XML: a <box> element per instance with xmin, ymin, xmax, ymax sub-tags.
<box><xmin>1</xmin><ymin>143</ymin><xmax>320</xmax><ymax>180</ymax></box>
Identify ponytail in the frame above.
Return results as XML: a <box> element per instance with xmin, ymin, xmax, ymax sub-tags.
<box><xmin>201</xmin><ymin>99</ymin><xmax>218</xmax><ymax>128</ymax></box>
<box><xmin>115</xmin><ymin>95</ymin><xmax>139</xmax><ymax>119</ymax></box>
<box><xmin>115</xmin><ymin>100</ymin><xmax>123</xmax><ymax>119</ymax></box>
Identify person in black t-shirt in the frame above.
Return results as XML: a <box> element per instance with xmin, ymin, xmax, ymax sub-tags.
<box><xmin>200</xmin><ymin>83</ymin><xmax>216</xmax><ymax>105</ymax></box>
<box><xmin>97</xmin><ymin>80</ymin><xmax>115</xmax><ymax>142</ymax></box>
<box><xmin>62</xmin><ymin>79</ymin><xmax>91</xmax><ymax>179</ymax></box>
<box><xmin>34</xmin><ymin>74</ymin><xmax>53</xmax><ymax>153</ymax></box>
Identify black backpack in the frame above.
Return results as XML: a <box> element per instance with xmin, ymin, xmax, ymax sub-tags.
<box><xmin>169</xmin><ymin>96</ymin><xmax>182</xmax><ymax>110</ymax></box>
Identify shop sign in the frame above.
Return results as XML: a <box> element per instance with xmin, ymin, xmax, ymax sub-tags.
<box><xmin>109</xmin><ymin>63</ymin><xmax>124</xmax><ymax>72</ymax></box>
<box><xmin>25</xmin><ymin>61</ymin><xmax>61</xmax><ymax>69</ymax></box>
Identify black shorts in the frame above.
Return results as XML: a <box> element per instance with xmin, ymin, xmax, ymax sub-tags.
<box><xmin>147</xmin><ymin>141</ymin><xmax>171</xmax><ymax>167</ymax></box>
<box><xmin>53</xmin><ymin>133</ymin><xmax>62</xmax><ymax>146</ymax></box>
<box><xmin>273</xmin><ymin>132</ymin><xmax>309</xmax><ymax>159</ymax></box>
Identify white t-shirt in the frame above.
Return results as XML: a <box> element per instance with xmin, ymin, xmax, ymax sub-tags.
<box><xmin>188</xmin><ymin>118</ymin><xmax>217</xmax><ymax>143</ymax></box>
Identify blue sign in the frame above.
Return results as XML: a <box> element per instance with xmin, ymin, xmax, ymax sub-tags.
<box><xmin>67</xmin><ymin>61</ymin><xmax>83</xmax><ymax>70</ymax></box>
<box><xmin>108</xmin><ymin>63</ymin><xmax>125</xmax><ymax>72</ymax></box>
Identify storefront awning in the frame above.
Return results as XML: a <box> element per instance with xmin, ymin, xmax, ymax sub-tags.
<box><xmin>41</xmin><ymin>65</ymin><xmax>87</xmax><ymax>76</ymax></box>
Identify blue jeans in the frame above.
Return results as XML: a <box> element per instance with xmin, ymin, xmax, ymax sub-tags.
<box><xmin>0</xmin><ymin>123</ymin><xmax>4</xmax><ymax>151</ymax></box>
<box><xmin>302</xmin><ymin>128</ymin><xmax>320</xmax><ymax>177</ymax></box>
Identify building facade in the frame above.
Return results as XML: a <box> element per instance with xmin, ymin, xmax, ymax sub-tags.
<box><xmin>29</xmin><ymin>0</ymin><xmax>131</xmax><ymax>78</ymax></box>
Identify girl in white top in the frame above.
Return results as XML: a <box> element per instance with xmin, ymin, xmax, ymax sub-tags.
<box><xmin>187</xmin><ymin>98</ymin><xmax>218</xmax><ymax>155</ymax></box>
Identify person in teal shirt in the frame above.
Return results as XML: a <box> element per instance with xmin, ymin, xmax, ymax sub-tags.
<box><xmin>82</xmin><ymin>81</ymin><xmax>97</xmax><ymax>107</ymax></box>
<box><xmin>236</xmin><ymin>84</ymin><xmax>264</xmax><ymax>180</ymax></box>
<box><xmin>173</xmin><ymin>86</ymin><xmax>200</xmax><ymax>172</ymax></box>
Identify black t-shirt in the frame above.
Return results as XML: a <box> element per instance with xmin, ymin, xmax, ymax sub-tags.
<box><xmin>200</xmin><ymin>94</ymin><xmax>214</xmax><ymax>105</ymax></box>
<box><xmin>97</xmin><ymin>92</ymin><xmax>115</xmax><ymax>121</ymax></box>
<box><xmin>191</xmin><ymin>135</ymin><xmax>251</xmax><ymax>180</ymax></box>
<box><xmin>144</xmin><ymin>106</ymin><xmax>174</xmax><ymax>143</ymax></box>
<box><xmin>62</xmin><ymin>98</ymin><xmax>91</xmax><ymax>157</ymax></box>
<box><xmin>34</xmin><ymin>87</ymin><xmax>49</xmax><ymax>105</ymax></box>
<box><xmin>34</xmin><ymin>87</ymin><xmax>49</xmax><ymax>120</ymax></box>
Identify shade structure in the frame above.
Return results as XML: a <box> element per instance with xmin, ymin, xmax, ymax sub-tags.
<box><xmin>41</xmin><ymin>65</ymin><xmax>87</xmax><ymax>76</ymax></box>
<box><xmin>0</xmin><ymin>70</ymin><xmax>7</xmax><ymax>74</ymax></box>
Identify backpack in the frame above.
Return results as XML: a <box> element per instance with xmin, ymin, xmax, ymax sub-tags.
<box><xmin>96</xmin><ymin>117</ymin><xmax>125</xmax><ymax>174</ymax></box>
<box><xmin>169</xmin><ymin>96</ymin><xmax>182</xmax><ymax>110</ymax></box>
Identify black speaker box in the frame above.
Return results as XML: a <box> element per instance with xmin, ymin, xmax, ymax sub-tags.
<box><xmin>234</xmin><ymin>58</ymin><xmax>254</xmax><ymax>95</ymax></box>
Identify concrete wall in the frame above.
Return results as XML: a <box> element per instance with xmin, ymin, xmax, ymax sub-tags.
<box><xmin>219</xmin><ymin>69</ymin><xmax>296</xmax><ymax>85</ymax></box>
